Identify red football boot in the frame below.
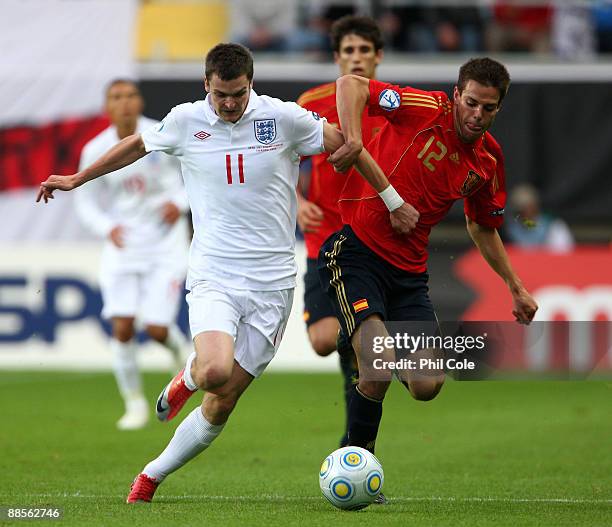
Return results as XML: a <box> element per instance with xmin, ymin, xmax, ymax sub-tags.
<box><xmin>126</xmin><ymin>473</ymin><xmax>159</xmax><ymax>503</ymax></box>
<box><xmin>155</xmin><ymin>368</ymin><xmax>197</xmax><ymax>422</ymax></box>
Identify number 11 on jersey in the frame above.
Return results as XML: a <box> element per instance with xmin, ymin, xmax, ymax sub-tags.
<box><xmin>226</xmin><ymin>154</ymin><xmax>245</xmax><ymax>185</ymax></box>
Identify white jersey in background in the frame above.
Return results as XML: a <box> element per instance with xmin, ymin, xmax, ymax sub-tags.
<box><xmin>76</xmin><ymin>116</ymin><xmax>190</xmax><ymax>272</ymax></box>
<box><xmin>141</xmin><ymin>90</ymin><xmax>325</xmax><ymax>291</ymax></box>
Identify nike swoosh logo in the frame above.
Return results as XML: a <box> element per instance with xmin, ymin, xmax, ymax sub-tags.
<box><xmin>156</xmin><ymin>395</ymin><xmax>168</xmax><ymax>414</ymax></box>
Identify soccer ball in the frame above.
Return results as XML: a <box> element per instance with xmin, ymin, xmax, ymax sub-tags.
<box><xmin>319</xmin><ymin>446</ymin><xmax>384</xmax><ymax>510</ymax></box>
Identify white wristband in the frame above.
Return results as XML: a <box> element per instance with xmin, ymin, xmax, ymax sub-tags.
<box><xmin>378</xmin><ymin>184</ymin><xmax>404</xmax><ymax>212</ymax></box>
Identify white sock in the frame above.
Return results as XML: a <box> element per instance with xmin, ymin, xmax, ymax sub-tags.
<box><xmin>183</xmin><ymin>351</ymin><xmax>197</xmax><ymax>391</ymax></box>
<box><xmin>111</xmin><ymin>339</ymin><xmax>143</xmax><ymax>402</ymax></box>
<box><xmin>162</xmin><ymin>324</ymin><xmax>188</xmax><ymax>358</ymax></box>
<box><xmin>142</xmin><ymin>407</ymin><xmax>225</xmax><ymax>482</ymax></box>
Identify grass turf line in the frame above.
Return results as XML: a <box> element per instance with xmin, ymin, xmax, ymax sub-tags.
<box><xmin>0</xmin><ymin>372</ymin><xmax>610</xmax><ymax>526</ymax></box>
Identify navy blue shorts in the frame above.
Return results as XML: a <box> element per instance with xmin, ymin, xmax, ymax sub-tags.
<box><xmin>303</xmin><ymin>257</ymin><xmax>336</xmax><ymax>327</ymax></box>
<box><xmin>318</xmin><ymin>225</ymin><xmax>436</xmax><ymax>338</ymax></box>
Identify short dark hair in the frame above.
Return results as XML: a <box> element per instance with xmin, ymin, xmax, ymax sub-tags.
<box><xmin>205</xmin><ymin>43</ymin><xmax>254</xmax><ymax>82</ymax></box>
<box><xmin>330</xmin><ymin>15</ymin><xmax>384</xmax><ymax>53</ymax></box>
<box><xmin>457</xmin><ymin>58</ymin><xmax>511</xmax><ymax>106</ymax></box>
<box><xmin>105</xmin><ymin>79</ymin><xmax>140</xmax><ymax>97</ymax></box>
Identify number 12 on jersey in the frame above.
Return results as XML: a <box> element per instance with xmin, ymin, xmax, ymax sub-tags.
<box><xmin>417</xmin><ymin>135</ymin><xmax>447</xmax><ymax>172</ymax></box>
<box><xmin>226</xmin><ymin>154</ymin><xmax>245</xmax><ymax>185</ymax></box>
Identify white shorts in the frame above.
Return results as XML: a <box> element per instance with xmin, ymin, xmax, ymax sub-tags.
<box><xmin>186</xmin><ymin>282</ymin><xmax>294</xmax><ymax>378</ymax></box>
<box><xmin>100</xmin><ymin>264</ymin><xmax>185</xmax><ymax>326</ymax></box>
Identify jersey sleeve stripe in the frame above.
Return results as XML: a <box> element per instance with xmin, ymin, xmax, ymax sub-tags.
<box><xmin>401</xmin><ymin>102</ymin><xmax>440</xmax><ymax>110</ymax></box>
<box><xmin>401</xmin><ymin>93</ymin><xmax>437</xmax><ymax>103</ymax></box>
<box><xmin>297</xmin><ymin>85</ymin><xmax>335</xmax><ymax>106</ymax></box>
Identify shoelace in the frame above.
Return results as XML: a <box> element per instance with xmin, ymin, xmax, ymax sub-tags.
<box><xmin>131</xmin><ymin>476</ymin><xmax>157</xmax><ymax>501</ymax></box>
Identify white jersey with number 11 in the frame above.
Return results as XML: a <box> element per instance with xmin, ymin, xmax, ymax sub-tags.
<box><xmin>141</xmin><ymin>90</ymin><xmax>325</xmax><ymax>291</ymax></box>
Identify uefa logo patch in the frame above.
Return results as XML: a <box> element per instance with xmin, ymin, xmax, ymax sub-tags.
<box><xmin>379</xmin><ymin>89</ymin><xmax>401</xmax><ymax>111</ymax></box>
<box><xmin>254</xmin><ymin>119</ymin><xmax>277</xmax><ymax>144</ymax></box>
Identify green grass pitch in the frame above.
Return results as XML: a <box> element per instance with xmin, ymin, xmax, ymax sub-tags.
<box><xmin>1</xmin><ymin>371</ymin><xmax>610</xmax><ymax>526</ymax></box>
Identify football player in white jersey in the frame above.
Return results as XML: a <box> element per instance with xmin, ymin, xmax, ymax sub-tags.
<box><xmin>76</xmin><ymin>80</ymin><xmax>190</xmax><ymax>431</ymax></box>
<box><xmin>37</xmin><ymin>44</ymin><xmax>414</xmax><ymax>503</ymax></box>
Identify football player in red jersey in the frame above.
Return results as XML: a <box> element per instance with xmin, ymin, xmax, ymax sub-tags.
<box><xmin>321</xmin><ymin>58</ymin><xmax>538</xmax><ymax>456</ymax></box>
<box><xmin>296</xmin><ymin>16</ymin><xmax>386</xmax><ymax>449</ymax></box>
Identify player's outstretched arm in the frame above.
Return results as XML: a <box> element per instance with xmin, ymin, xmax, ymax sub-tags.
<box><xmin>36</xmin><ymin>134</ymin><xmax>147</xmax><ymax>203</ymax></box>
<box><xmin>328</xmin><ymin>74</ymin><xmax>370</xmax><ymax>172</ymax></box>
<box><xmin>466</xmin><ymin>216</ymin><xmax>538</xmax><ymax>324</ymax></box>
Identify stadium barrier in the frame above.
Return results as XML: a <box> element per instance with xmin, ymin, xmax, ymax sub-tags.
<box><xmin>1</xmin><ymin>243</ymin><xmax>610</xmax><ymax>373</ymax></box>
<box><xmin>0</xmin><ymin>242</ymin><xmax>336</xmax><ymax>372</ymax></box>
<box><xmin>456</xmin><ymin>246</ymin><xmax>612</xmax><ymax>373</ymax></box>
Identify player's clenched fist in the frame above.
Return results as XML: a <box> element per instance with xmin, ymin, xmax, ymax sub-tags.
<box><xmin>512</xmin><ymin>289</ymin><xmax>538</xmax><ymax>325</ymax></box>
<box><xmin>328</xmin><ymin>140</ymin><xmax>362</xmax><ymax>173</ymax></box>
<box><xmin>36</xmin><ymin>174</ymin><xmax>80</xmax><ymax>203</ymax></box>
<box><xmin>389</xmin><ymin>202</ymin><xmax>419</xmax><ymax>235</ymax></box>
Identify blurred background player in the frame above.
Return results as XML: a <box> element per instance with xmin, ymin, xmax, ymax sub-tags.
<box><xmin>296</xmin><ymin>15</ymin><xmax>386</xmax><ymax>448</ymax></box>
<box><xmin>505</xmin><ymin>183</ymin><xmax>574</xmax><ymax>252</ymax></box>
<box><xmin>76</xmin><ymin>80</ymin><xmax>190</xmax><ymax>430</ymax></box>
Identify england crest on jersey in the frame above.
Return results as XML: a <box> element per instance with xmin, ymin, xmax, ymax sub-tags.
<box><xmin>254</xmin><ymin>119</ymin><xmax>277</xmax><ymax>144</ymax></box>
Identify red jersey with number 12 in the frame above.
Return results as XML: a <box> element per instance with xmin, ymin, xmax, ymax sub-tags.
<box><xmin>298</xmin><ymin>82</ymin><xmax>386</xmax><ymax>258</ymax></box>
<box><xmin>339</xmin><ymin>79</ymin><xmax>507</xmax><ymax>273</ymax></box>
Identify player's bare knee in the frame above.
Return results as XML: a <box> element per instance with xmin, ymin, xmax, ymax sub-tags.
<box><xmin>408</xmin><ymin>376</ymin><xmax>444</xmax><ymax>401</ymax></box>
<box><xmin>113</xmin><ymin>322</ymin><xmax>134</xmax><ymax>342</ymax></box>
<box><xmin>309</xmin><ymin>333</ymin><xmax>336</xmax><ymax>356</ymax></box>
<box><xmin>193</xmin><ymin>363</ymin><xmax>232</xmax><ymax>391</ymax></box>
<box><xmin>112</xmin><ymin>316</ymin><xmax>136</xmax><ymax>341</ymax></box>
<box><xmin>145</xmin><ymin>325</ymin><xmax>168</xmax><ymax>343</ymax></box>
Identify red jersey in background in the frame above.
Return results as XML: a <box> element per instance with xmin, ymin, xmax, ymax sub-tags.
<box><xmin>297</xmin><ymin>82</ymin><xmax>386</xmax><ymax>258</ymax></box>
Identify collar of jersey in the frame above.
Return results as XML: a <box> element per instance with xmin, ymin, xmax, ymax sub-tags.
<box><xmin>203</xmin><ymin>89</ymin><xmax>260</xmax><ymax>126</ymax></box>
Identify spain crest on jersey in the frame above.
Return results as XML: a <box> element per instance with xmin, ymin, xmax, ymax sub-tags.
<box><xmin>254</xmin><ymin>119</ymin><xmax>277</xmax><ymax>144</ymax></box>
<box><xmin>460</xmin><ymin>169</ymin><xmax>484</xmax><ymax>196</ymax></box>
